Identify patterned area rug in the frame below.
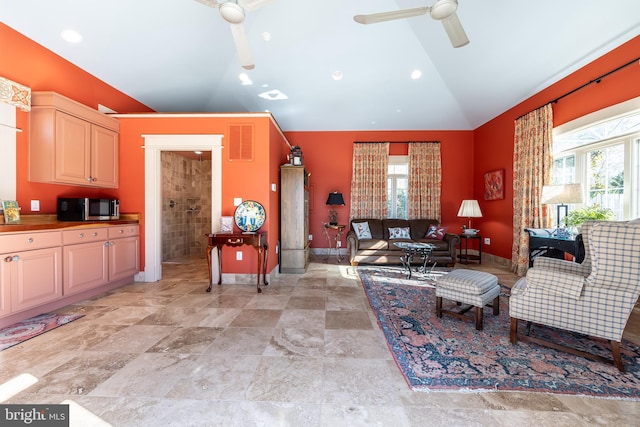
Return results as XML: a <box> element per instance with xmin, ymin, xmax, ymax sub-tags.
<box><xmin>358</xmin><ymin>266</ymin><xmax>640</xmax><ymax>399</ymax></box>
<box><xmin>0</xmin><ymin>313</ymin><xmax>84</xmax><ymax>351</ymax></box>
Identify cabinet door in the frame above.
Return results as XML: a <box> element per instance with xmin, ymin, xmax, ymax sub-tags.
<box><xmin>0</xmin><ymin>255</ymin><xmax>11</xmax><ymax>317</ymax></box>
<box><xmin>10</xmin><ymin>247</ymin><xmax>63</xmax><ymax>314</ymax></box>
<box><xmin>109</xmin><ymin>236</ymin><xmax>139</xmax><ymax>282</ymax></box>
<box><xmin>91</xmin><ymin>125</ymin><xmax>119</xmax><ymax>188</ymax></box>
<box><xmin>55</xmin><ymin>111</ymin><xmax>92</xmax><ymax>185</ymax></box>
<box><xmin>63</xmin><ymin>241</ymin><xmax>109</xmax><ymax>296</ymax></box>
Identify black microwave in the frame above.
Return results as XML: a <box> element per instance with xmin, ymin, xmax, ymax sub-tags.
<box><xmin>57</xmin><ymin>198</ymin><xmax>120</xmax><ymax>221</ymax></box>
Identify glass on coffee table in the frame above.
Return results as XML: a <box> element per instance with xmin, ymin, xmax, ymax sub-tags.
<box><xmin>393</xmin><ymin>241</ymin><xmax>437</xmax><ymax>280</ymax></box>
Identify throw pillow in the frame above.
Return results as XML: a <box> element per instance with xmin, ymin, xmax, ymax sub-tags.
<box><xmin>425</xmin><ymin>225</ymin><xmax>447</xmax><ymax>240</ymax></box>
<box><xmin>352</xmin><ymin>222</ymin><xmax>372</xmax><ymax>239</ymax></box>
<box><xmin>388</xmin><ymin>226</ymin><xmax>411</xmax><ymax>239</ymax></box>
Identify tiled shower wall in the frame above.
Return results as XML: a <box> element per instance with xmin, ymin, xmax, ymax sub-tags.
<box><xmin>161</xmin><ymin>152</ymin><xmax>212</xmax><ymax>262</ymax></box>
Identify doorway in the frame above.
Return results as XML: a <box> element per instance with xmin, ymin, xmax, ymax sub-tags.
<box><xmin>161</xmin><ymin>150</ymin><xmax>212</xmax><ymax>264</ymax></box>
<box><xmin>143</xmin><ymin>134</ymin><xmax>223</xmax><ymax>282</ymax></box>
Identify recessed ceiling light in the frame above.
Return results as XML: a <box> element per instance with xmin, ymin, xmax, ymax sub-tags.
<box><xmin>61</xmin><ymin>29</ymin><xmax>83</xmax><ymax>43</ymax></box>
<box><xmin>411</xmin><ymin>69</ymin><xmax>422</xmax><ymax>80</ymax></box>
<box><xmin>258</xmin><ymin>89</ymin><xmax>288</xmax><ymax>100</ymax></box>
<box><xmin>194</xmin><ymin>151</ymin><xmax>203</xmax><ymax>155</ymax></box>
<box><xmin>331</xmin><ymin>71</ymin><xmax>343</xmax><ymax>81</ymax></box>
<box><xmin>262</xmin><ymin>32</ymin><xmax>271</xmax><ymax>41</ymax></box>
<box><xmin>238</xmin><ymin>72</ymin><xmax>253</xmax><ymax>85</ymax></box>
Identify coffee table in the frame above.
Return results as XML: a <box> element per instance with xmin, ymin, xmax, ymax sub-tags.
<box><xmin>393</xmin><ymin>241</ymin><xmax>437</xmax><ymax>279</ymax></box>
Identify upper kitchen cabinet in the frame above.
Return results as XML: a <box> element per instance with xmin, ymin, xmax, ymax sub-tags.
<box><xmin>29</xmin><ymin>92</ymin><xmax>119</xmax><ymax>188</ymax></box>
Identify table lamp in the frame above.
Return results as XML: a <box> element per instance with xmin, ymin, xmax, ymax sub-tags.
<box><xmin>326</xmin><ymin>192</ymin><xmax>345</xmax><ymax>225</ymax></box>
<box><xmin>541</xmin><ymin>183</ymin><xmax>583</xmax><ymax>228</ymax></box>
<box><xmin>457</xmin><ymin>200</ymin><xmax>482</xmax><ymax>231</ymax></box>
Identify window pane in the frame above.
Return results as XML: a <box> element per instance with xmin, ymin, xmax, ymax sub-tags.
<box><xmin>587</xmin><ymin>144</ymin><xmax>624</xmax><ymax>219</ymax></box>
<box><xmin>396</xmin><ymin>178</ymin><xmax>408</xmax><ymax>219</ymax></box>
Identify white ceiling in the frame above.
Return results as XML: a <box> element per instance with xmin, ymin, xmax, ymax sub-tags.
<box><xmin>2</xmin><ymin>0</ymin><xmax>639</xmax><ymax>131</ymax></box>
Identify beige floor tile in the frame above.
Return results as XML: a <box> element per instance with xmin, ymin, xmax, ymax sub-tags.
<box><xmin>1</xmin><ymin>256</ymin><xmax>638</xmax><ymax>426</ymax></box>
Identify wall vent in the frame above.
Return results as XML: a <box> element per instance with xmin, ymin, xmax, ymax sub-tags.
<box><xmin>228</xmin><ymin>124</ymin><xmax>254</xmax><ymax>161</ymax></box>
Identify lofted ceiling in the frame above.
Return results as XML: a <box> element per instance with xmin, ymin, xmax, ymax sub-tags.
<box><xmin>2</xmin><ymin>0</ymin><xmax>639</xmax><ymax>131</ymax></box>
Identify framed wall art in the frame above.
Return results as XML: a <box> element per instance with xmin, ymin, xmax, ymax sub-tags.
<box><xmin>484</xmin><ymin>169</ymin><xmax>505</xmax><ymax>201</ymax></box>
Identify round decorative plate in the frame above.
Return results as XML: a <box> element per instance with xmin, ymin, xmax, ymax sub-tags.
<box><xmin>234</xmin><ymin>200</ymin><xmax>266</xmax><ymax>232</ymax></box>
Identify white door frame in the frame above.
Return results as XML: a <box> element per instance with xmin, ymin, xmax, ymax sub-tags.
<box><xmin>142</xmin><ymin>134</ymin><xmax>223</xmax><ymax>282</ymax></box>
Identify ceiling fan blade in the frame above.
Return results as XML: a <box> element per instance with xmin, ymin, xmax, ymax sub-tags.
<box><xmin>441</xmin><ymin>13</ymin><xmax>469</xmax><ymax>48</ymax></box>
<box><xmin>230</xmin><ymin>23</ymin><xmax>255</xmax><ymax>70</ymax></box>
<box><xmin>354</xmin><ymin>7</ymin><xmax>429</xmax><ymax>25</ymax></box>
<box><xmin>194</xmin><ymin>0</ymin><xmax>219</xmax><ymax>8</ymax></box>
<box><xmin>240</xmin><ymin>0</ymin><xmax>274</xmax><ymax>12</ymax></box>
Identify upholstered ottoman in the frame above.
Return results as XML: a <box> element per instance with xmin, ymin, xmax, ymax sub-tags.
<box><xmin>436</xmin><ymin>269</ymin><xmax>500</xmax><ymax>330</ymax></box>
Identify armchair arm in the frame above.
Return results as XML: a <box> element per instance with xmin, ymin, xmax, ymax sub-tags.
<box><xmin>533</xmin><ymin>256</ymin><xmax>590</xmax><ymax>277</ymax></box>
<box><xmin>525</xmin><ymin>267</ymin><xmax>585</xmax><ymax>300</ymax></box>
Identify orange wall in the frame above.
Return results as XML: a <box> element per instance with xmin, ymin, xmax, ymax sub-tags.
<box><xmin>0</xmin><ymin>23</ymin><xmax>154</xmax><ymax>214</ymax></box>
<box><xmin>284</xmin><ymin>131</ymin><xmax>475</xmax><ymax>247</ymax></box>
<box><xmin>116</xmin><ymin>115</ymin><xmax>288</xmax><ymax>273</ymax></box>
<box><xmin>4</xmin><ymin>21</ymin><xmax>639</xmax><ymax>268</ymax></box>
<box><xmin>474</xmin><ymin>35</ymin><xmax>640</xmax><ymax>259</ymax></box>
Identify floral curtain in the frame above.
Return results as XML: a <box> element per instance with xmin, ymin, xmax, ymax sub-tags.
<box><xmin>0</xmin><ymin>77</ymin><xmax>31</xmax><ymax>111</ymax></box>
<box><xmin>511</xmin><ymin>104</ymin><xmax>553</xmax><ymax>276</ymax></box>
<box><xmin>350</xmin><ymin>142</ymin><xmax>389</xmax><ymax>219</ymax></box>
<box><xmin>407</xmin><ymin>142</ymin><xmax>441</xmax><ymax>220</ymax></box>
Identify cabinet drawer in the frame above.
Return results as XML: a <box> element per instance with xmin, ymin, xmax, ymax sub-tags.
<box><xmin>0</xmin><ymin>231</ymin><xmax>62</xmax><ymax>253</ymax></box>
<box><xmin>108</xmin><ymin>225</ymin><xmax>139</xmax><ymax>238</ymax></box>
<box><xmin>62</xmin><ymin>228</ymin><xmax>108</xmax><ymax>245</ymax></box>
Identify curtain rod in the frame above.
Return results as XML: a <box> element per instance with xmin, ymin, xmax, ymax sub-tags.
<box><xmin>518</xmin><ymin>56</ymin><xmax>640</xmax><ymax>120</ymax></box>
<box><xmin>353</xmin><ymin>141</ymin><xmax>439</xmax><ymax>144</ymax></box>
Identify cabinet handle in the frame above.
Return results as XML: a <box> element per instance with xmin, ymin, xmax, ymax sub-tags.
<box><xmin>93</xmin><ymin>232</ymin><xmax>98</xmax><ymax>237</ymax></box>
<box><xmin>28</xmin><ymin>237</ymin><xmax>34</xmax><ymax>243</ymax></box>
<box><xmin>104</xmin><ymin>242</ymin><xmax>110</xmax><ymax>247</ymax></box>
<box><xmin>92</xmin><ymin>177</ymin><xmax>97</xmax><ymax>182</ymax></box>
<box><xmin>119</xmin><ymin>229</ymin><xmax>124</xmax><ymax>234</ymax></box>
<box><xmin>79</xmin><ymin>233</ymin><xmax>85</xmax><ymax>238</ymax></box>
<box><xmin>87</xmin><ymin>176</ymin><xmax>92</xmax><ymax>182</ymax></box>
<box><xmin>4</xmin><ymin>256</ymin><xmax>13</xmax><ymax>262</ymax></box>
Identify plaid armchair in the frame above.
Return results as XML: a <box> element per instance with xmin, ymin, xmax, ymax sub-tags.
<box><xmin>510</xmin><ymin>221</ymin><xmax>640</xmax><ymax>371</ymax></box>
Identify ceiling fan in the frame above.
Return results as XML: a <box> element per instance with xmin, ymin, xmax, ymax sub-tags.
<box><xmin>354</xmin><ymin>0</ymin><xmax>469</xmax><ymax>48</ymax></box>
<box><xmin>195</xmin><ymin>0</ymin><xmax>274</xmax><ymax>70</ymax></box>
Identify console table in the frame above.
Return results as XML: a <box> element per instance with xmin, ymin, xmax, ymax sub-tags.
<box><xmin>206</xmin><ymin>232</ymin><xmax>268</xmax><ymax>293</ymax></box>
<box><xmin>525</xmin><ymin>228</ymin><xmax>584</xmax><ymax>267</ymax></box>
<box><xmin>322</xmin><ymin>223</ymin><xmax>346</xmax><ymax>263</ymax></box>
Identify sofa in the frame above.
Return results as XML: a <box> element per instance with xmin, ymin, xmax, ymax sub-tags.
<box><xmin>346</xmin><ymin>218</ymin><xmax>461</xmax><ymax>266</ymax></box>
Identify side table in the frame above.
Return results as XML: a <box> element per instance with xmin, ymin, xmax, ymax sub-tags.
<box><xmin>322</xmin><ymin>223</ymin><xmax>346</xmax><ymax>263</ymax></box>
<box><xmin>458</xmin><ymin>233</ymin><xmax>482</xmax><ymax>264</ymax></box>
<box><xmin>206</xmin><ymin>232</ymin><xmax>269</xmax><ymax>293</ymax></box>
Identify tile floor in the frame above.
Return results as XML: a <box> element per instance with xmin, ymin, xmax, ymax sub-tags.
<box><xmin>1</xmin><ymin>256</ymin><xmax>639</xmax><ymax>426</ymax></box>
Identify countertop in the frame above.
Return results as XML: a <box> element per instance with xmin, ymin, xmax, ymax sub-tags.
<box><xmin>0</xmin><ymin>213</ymin><xmax>140</xmax><ymax>233</ymax></box>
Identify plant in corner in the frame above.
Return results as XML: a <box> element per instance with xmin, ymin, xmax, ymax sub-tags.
<box><xmin>564</xmin><ymin>204</ymin><xmax>615</xmax><ymax>229</ymax></box>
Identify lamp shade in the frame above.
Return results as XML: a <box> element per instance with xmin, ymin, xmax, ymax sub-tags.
<box><xmin>457</xmin><ymin>200</ymin><xmax>482</xmax><ymax>218</ymax></box>
<box><xmin>326</xmin><ymin>192</ymin><xmax>345</xmax><ymax>206</ymax></box>
<box><xmin>541</xmin><ymin>184</ymin><xmax>583</xmax><ymax>205</ymax></box>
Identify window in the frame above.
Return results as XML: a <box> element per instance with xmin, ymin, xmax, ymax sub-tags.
<box><xmin>388</xmin><ymin>156</ymin><xmax>408</xmax><ymax>218</ymax></box>
<box><xmin>553</xmin><ymin>99</ymin><xmax>640</xmax><ymax>221</ymax></box>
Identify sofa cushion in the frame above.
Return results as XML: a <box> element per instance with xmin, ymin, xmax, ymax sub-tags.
<box><xmin>425</xmin><ymin>225</ymin><xmax>447</xmax><ymax>240</ymax></box>
<box><xmin>352</xmin><ymin>221</ymin><xmax>372</xmax><ymax>239</ymax></box>
<box><xmin>357</xmin><ymin>239</ymin><xmax>389</xmax><ymax>250</ymax></box>
<box><xmin>388</xmin><ymin>226</ymin><xmax>411</xmax><ymax>239</ymax></box>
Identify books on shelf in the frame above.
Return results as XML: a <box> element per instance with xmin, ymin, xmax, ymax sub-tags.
<box><xmin>2</xmin><ymin>200</ymin><xmax>21</xmax><ymax>224</ymax></box>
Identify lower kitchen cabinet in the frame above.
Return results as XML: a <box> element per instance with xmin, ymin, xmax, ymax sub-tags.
<box><xmin>63</xmin><ymin>241</ymin><xmax>110</xmax><ymax>295</ymax></box>
<box><xmin>0</xmin><ymin>223</ymin><xmax>139</xmax><ymax>327</ymax></box>
<box><xmin>1</xmin><ymin>243</ymin><xmax>63</xmax><ymax>317</ymax></box>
